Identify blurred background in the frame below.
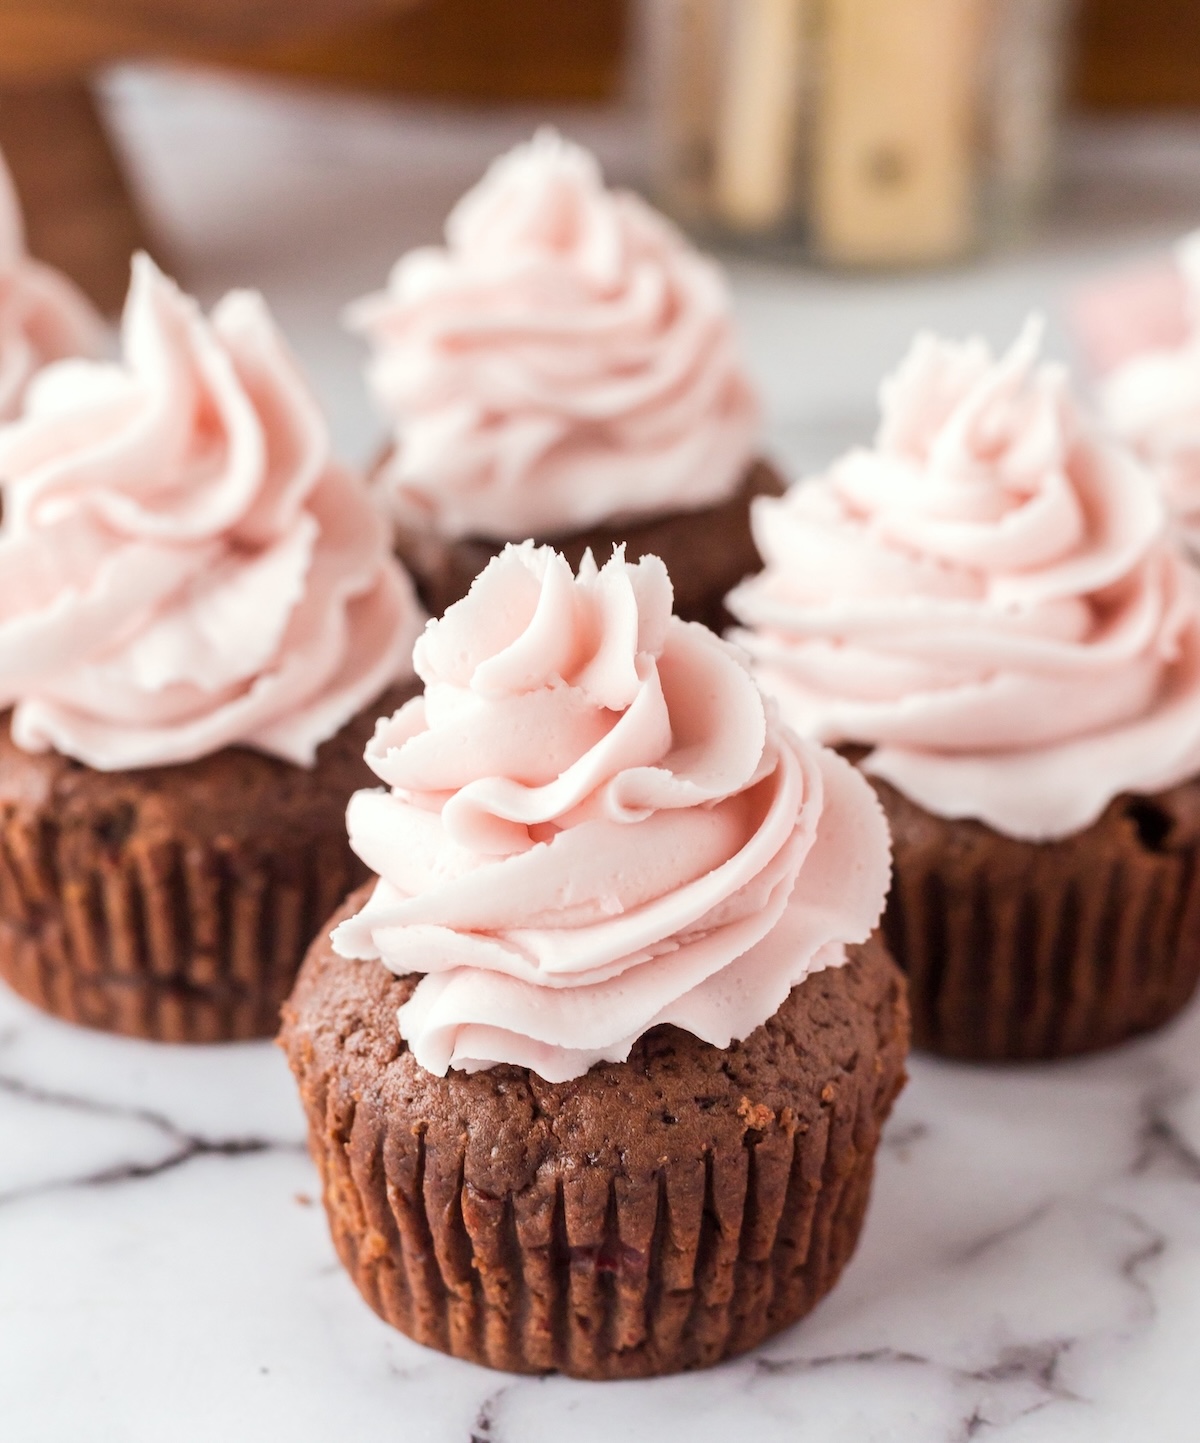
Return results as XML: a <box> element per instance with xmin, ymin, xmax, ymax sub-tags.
<box><xmin>3</xmin><ymin>0</ymin><xmax>1198</xmax><ymax>470</ymax></box>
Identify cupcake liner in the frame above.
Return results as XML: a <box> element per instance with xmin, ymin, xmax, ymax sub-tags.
<box><xmin>0</xmin><ymin>819</ymin><xmax>364</xmax><ymax>1042</ymax></box>
<box><xmin>282</xmin><ymin>913</ymin><xmax>909</xmax><ymax>1379</ymax></box>
<box><xmin>875</xmin><ymin>777</ymin><xmax>1200</xmax><ymax>1060</ymax></box>
<box><xmin>0</xmin><ymin>689</ymin><xmax>413</xmax><ymax>1043</ymax></box>
<box><xmin>392</xmin><ymin>458</ymin><xmax>786</xmax><ymax>629</ymax></box>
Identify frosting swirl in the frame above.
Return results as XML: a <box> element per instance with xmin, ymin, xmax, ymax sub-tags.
<box><xmin>728</xmin><ymin>320</ymin><xmax>1200</xmax><ymax>841</ymax></box>
<box><xmin>0</xmin><ymin>152</ymin><xmax>105</xmax><ymax>420</ymax></box>
<box><xmin>346</xmin><ymin>129</ymin><xmax>759</xmax><ymax>542</ymax></box>
<box><xmin>1073</xmin><ymin>255</ymin><xmax>1190</xmax><ymax>377</ymax></box>
<box><xmin>1096</xmin><ymin>231</ymin><xmax>1200</xmax><ymax>552</ymax></box>
<box><xmin>0</xmin><ymin>254</ymin><xmax>423</xmax><ymax>771</ymax></box>
<box><xmin>333</xmin><ymin>542</ymin><xmax>890</xmax><ymax>1082</ymax></box>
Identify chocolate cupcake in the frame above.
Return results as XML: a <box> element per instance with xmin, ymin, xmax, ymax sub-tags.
<box><xmin>345</xmin><ymin>129</ymin><xmax>781</xmax><ymax>631</ymax></box>
<box><xmin>281</xmin><ymin>543</ymin><xmax>907</xmax><ymax>1378</ymax></box>
<box><xmin>870</xmin><ymin>772</ymin><xmax>1200</xmax><ymax>1059</ymax></box>
<box><xmin>0</xmin><ymin>693</ymin><xmax>415</xmax><ymax>1042</ymax></box>
<box><xmin>0</xmin><ymin>256</ymin><xmax>423</xmax><ymax>1041</ymax></box>
<box><xmin>728</xmin><ymin>319</ymin><xmax>1200</xmax><ymax>1060</ymax></box>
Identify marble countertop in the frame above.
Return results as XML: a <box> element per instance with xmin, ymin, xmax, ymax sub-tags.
<box><xmin>5</xmin><ymin>64</ymin><xmax>1200</xmax><ymax>1442</ymax></box>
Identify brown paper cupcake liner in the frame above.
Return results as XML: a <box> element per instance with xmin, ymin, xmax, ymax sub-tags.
<box><xmin>873</xmin><ymin>775</ymin><xmax>1200</xmax><ymax>1060</ymax></box>
<box><xmin>391</xmin><ymin>457</ymin><xmax>786</xmax><ymax>629</ymax></box>
<box><xmin>0</xmin><ymin>686</ymin><xmax>414</xmax><ymax>1043</ymax></box>
<box><xmin>0</xmin><ymin>825</ymin><xmax>364</xmax><ymax>1042</ymax></box>
<box><xmin>281</xmin><ymin>901</ymin><xmax>909</xmax><ymax>1379</ymax></box>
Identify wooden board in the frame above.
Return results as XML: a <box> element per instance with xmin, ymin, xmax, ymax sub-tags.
<box><xmin>0</xmin><ymin>0</ymin><xmax>419</xmax><ymax>78</ymax></box>
<box><xmin>239</xmin><ymin>0</ymin><xmax>627</xmax><ymax>102</ymax></box>
<box><xmin>0</xmin><ymin>80</ymin><xmax>154</xmax><ymax>313</ymax></box>
<box><xmin>0</xmin><ymin>0</ymin><xmax>625</xmax><ymax>104</ymax></box>
<box><xmin>1074</xmin><ymin>0</ymin><xmax>1200</xmax><ymax>109</ymax></box>
<box><xmin>3</xmin><ymin>0</ymin><xmax>1200</xmax><ymax>110</ymax></box>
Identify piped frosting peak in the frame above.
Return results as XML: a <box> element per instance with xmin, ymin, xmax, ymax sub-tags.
<box><xmin>0</xmin><ymin>255</ymin><xmax>422</xmax><ymax>770</ymax></box>
<box><xmin>347</xmin><ymin>130</ymin><xmax>759</xmax><ymax>542</ymax></box>
<box><xmin>334</xmin><ymin>542</ymin><xmax>890</xmax><ymax>1081</ymax></box>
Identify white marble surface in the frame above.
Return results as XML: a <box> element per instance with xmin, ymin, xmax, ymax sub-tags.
<box><xmin>5</xmin><ymin>961</ymin><xmax>1200</xmax><ymax>1441</ymax></box>
<box><xmin>4</xmin><ymin>64</ymin><xmax>1200</xmax><ymax>1441</ymax></box>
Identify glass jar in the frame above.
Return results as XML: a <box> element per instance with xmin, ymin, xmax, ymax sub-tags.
<box><xmin>646</xmin><ymin>0</ymin><xmax>1077</xmax><ymax>267</ymax></box>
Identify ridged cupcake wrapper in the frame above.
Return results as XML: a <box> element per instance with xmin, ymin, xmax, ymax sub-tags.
<box><xmin>293</xmin><ymin>1009</ymin><xmax>905</xmax><ymax>1380</ymax></box>
<box><xmin>0</xmin><ymin>811</ymin><xmax>364</xmax><ymax>1042</ymax></box>
<box><xmin>884</xmin><ymin>804</ymin><xmax>1200</xmax><ymax>1061</ymax></box>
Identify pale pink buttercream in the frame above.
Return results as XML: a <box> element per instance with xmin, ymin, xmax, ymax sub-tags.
<box><xmin>0</xmin><ymin>254</ymin><xmax>423</xmax><ymax>771</ymax></box>
<box><xmin>1094</xmin><ymin>232</ymin><xmax>1200</xmax><ymax>553</ymax></box>
<box><xmin>728</xmin><ymin>320</ymin><xmax>1200</xmax><ymax>842</ymax></box>
<box><xmin>333</xmin><ymin>543</ymin><xmax>890</xmax><ymax>1082</ymax></box>
<box><xmin>1072</xmin><ymin>257</ymin><xmax>1190</xmax><ymax>378</ymax></box>
<box><xmin>0</xmin><ymin>152</ymin><xmax>105</xmax><ymax>421</ymax></box>
<box><xmin>346</xmin><ymin>129</ymin><xmax>760</xmax><ymax>542</ymax></box>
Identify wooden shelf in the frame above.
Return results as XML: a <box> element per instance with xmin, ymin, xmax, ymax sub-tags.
<box><xmin>239</xmin><ymin>0</ymin><xmax>627</xmax><ymax>103</ymax></box>
<box><xmin>0</xmin><ymin>80</ymin><xmax>153</xmax><ymax>313</ymax></box>
<box><xmin>1074</xmin><ymin>0</ymin><xmax>1200</xmax><ymax>109</ymax></box>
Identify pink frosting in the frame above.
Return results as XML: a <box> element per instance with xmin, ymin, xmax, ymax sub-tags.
<box><xmin>0</xmin><ymin>254</ymin><xmax>423</xmax><ymax>771</ymax></box>
<box><xmin>346</xmin><ymin>129</ymin><xmax>760</xmax><ymax>542</ymax></box>
<box><xmin>333</xmin><ymin>543</ymin><xmax>890</xmax><ymax>1082</ymax></box>
<box><xmin>727</xmin><ymin>320</ymin><xmax>1200</xmax><ymax>842</ymax></box>
<box><xmin>1072</xmin><ymin>256</ymin><xmax>1191</xmax><ymax>378</ymax></box>
<box><xmin>1094</xmin><ymin>232</ymin><xmax>1200</xmax><ymax>552</ymax></box>
<box><xmin>0</xmin><ymin>152</ymin><xmax>105</xmax><ymax>421</ymax></box>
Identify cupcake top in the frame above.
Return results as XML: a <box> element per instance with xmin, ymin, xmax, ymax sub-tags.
<box><xmin>346</xmin><ymin>129</ymin><xmax>760</xmax><ymax>543</ymax></box>
<box><xmin>0</xmin><ymin>152</ymin><xmax>105</xmax><ymax>421</ymax></box>
<box><xmin>333</xmin><ymin>542</ymin><xmax>890</xmax><ymax>1082</ymax></box>
<box><xmin>1094</xmin><ymin>231</ymin><xmax>1200</xmax><ymax>552</ymax></box>
<box><xmin>727</xmin><ymin>320</ymin><xmax>1200</xmax><ymax>842</ymax></box>
<box><xmin>0</xmin><ymin>255</ymin><xmax>423</xmax><ymax>771</ymax></box>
